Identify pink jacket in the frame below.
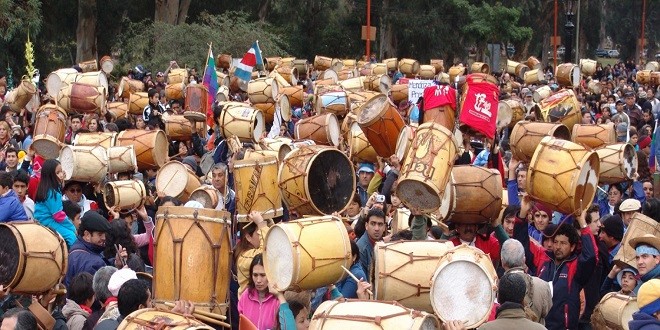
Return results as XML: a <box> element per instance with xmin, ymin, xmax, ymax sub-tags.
<box><xmin>238</xmin><ymin>288</ymin><xmax>280</xmax><ymax>330</ymax></box>
<box><xmin>133</xmin><ymin>219</ymin><xmax>154</xmax><ymax>247</ymax></box>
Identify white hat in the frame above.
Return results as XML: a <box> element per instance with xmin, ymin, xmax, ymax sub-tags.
<box><xmin>107</xmin><ymin>268</ymin><xmax>137</xmax><ymax>297</ymax></box>
<box><xmin>184</xmin><ymin>200</ymin><xmax>204</xmax><ymax>209</ymax></box>
<box><xmin>619</xmin><ymin>199</ymin><xmax>641</xmax><ymax>212</ymax></box>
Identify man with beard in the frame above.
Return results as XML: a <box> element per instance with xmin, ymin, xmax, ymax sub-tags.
<box><xmin>65</xmin><ymin>211</ymin><xmax>125</xmax><ymax>286</ymax></box>
<box><xmin>513</xmin><ymin>195</ymin><xmax>597</xmax><ymax>330</ymax></box>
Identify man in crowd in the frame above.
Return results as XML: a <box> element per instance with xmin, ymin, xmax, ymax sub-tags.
<box><xmin>500</xmin><ymin>239</ymin><xmax>551</xmax><ymax>324</ymax></box>
<box><xmin>623</xmin><ymin>91</ymin><xmax>643</xmax><ymax>128</ymax></box>
<box><xmin>451</xmin><ymin>223</ymin><xmax>500</xmax><ymax>268</ymax></box>
<box><xmin>357</xmin><ymin>208</ymin><xmax>386</xmax><ymax>278</ymax></box>
<box><xmin>210</xmin><ymin>162</ymin><xmax>235</xmax><ymax>214</ymax></box>
<box><xmin>599</xmin><ymin>215</ymin><xmax>624</xmax><ymax>265</ymax></box>
<box><xmin>479</xmin><ymin>273</ymin><xmax>546</xmax><ymax>329</ymax></box>
<box><xmin>629</xmin><ymin>234</ymin><xmax>660</xmax><ymax>294</ymax></box>
<box><xmin>11</xmin><ymin>170</ymin><xmax>33</xmax><ymax>219</ymax></box>
<box><xmin>619</xmin><ymin>199</ymin><xmax>642</xmax><ymax>230</ymax></box>
<box><xmin>65</xmin><ymin>115</ymin><xmax>83</xmax><ymax>145</ymax></box>
<box><xmin>65</xmin><ymin>211</ymin><xmax>116</xmax><ymax>286</ymax></box>
<box><xmin>0</xmin><ymin>308</ymin><xmax>37</xmax><ymax>330</ymax></box>
<box><xmin>62</xmin><ymin>181</ymin><xmax>98</xmax><ymax>217</ymax></box>
<box><xmin>1</xmin><ymin>148</ymin><xmax>19</xmax><ymax>172</ymax></box>
<box><xmin>356</xmin><ymin>163</ymin><xmax>375</xmax><ymax>206</ymax></box>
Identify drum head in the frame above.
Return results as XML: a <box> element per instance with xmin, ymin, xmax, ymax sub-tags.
<box><xmin>438</xmin><ymin>174</ymin><xmax>455</xmax><ymax>221</ymax></box>
<box><xmin>156</xmin><ymin>161</ymin><xmax>188</xmax><ymax>198</ymax></box>
<box><xmin>379</xmin><ymin>75</ymin><xmax>392</xmax><ymax>94</ymax></box>
<box><xmin>574</xmin><ymin>152</ymin><xmax>600</xmax><ymax>213</ymax></box>
<box><xmin>307</xmin><ymin>149</ymin><xmax>355</xmax><ymax>214</ymax></box>
<box><xmin>32</xmin><ymin>136</ymin><xmax>62</xmax><ymax>160</ymax></box>
<box><xmin>190</xmin><ymin>186</ymin><xmax>216</xmax><ymax>209</ymax></box>
<box><xmin>319</xmin><ymin>70</ymin><xmax>338</xmax><ymax>83</ymax></box>
<box><xmin>395</xmin><ymin>126</ymin><xmax>412</xmax><ymax>162</ymax></box>
<box><xmin>357</xmin><ymin>94</ymin><xmax>388</xmax><ymax>126</ymax></box>
<box><xmin>622</xmin><ymin>144</ymin><xmax>638</xmax><ymax>180</ymax></box>
<box><xmin>58</xmin><ymin>146</ymin><xmax>75</xmax><ymax>180</ymax></box>
<box><xmin>432</xmin><ymin>260</ymin><xmax>493</xmax><ymax>328</ymax></box>
<box><xmin>0</xmin><ymin>225</ymin><xmax>19</xmax><ymax>286</ymax></box>
<box><xmin>326</xmin><ymin>114</ymin><xmax>340</xmax><ymax>147</ymax></box>
<box><xmin>253</xmin><ymin>111</ymin><xmax>265</xmax><ymax>142</ymax></box>
<box><xmin>496</xmin><ymin>101</ymin><xmax>513</xmax><ymax>130</ymax></box>
<box><xmin>279</xmin><ymin>94</ymin><xmax>292</xmax><ymax>122</ymax></box>
<box><xmin>264</xmin><ymin>226</ymin><xmax>294</xmax><ymax>290</ymax></box>
<box><xmin>571</xmin><ymin>66</ymin><xmax>581</xmax><ymax>88</ymax></box>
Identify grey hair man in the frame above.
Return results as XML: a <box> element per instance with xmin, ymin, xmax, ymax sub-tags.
<box><xmin>0</xmin><ymin>308</ymin><xmax>37</xmax><ymax>330</ymax></box>
<box><xmin>501</xmin><ymin>239</ymin><xmax>553</xmax><ymax>325</ymax></box>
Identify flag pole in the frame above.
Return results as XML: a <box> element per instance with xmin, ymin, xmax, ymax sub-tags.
<box><xmin>202</xmin><ymin>42</ymin><xmax>212</xmax><ymax>83</ymax></box>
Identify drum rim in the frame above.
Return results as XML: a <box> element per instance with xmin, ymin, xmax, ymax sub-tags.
<box><xmin>264</xmin><ymin>224</ymin><xmax>297</xmax><ymax>290</ymax></box>
<box><xmin>104</xmin><ymin>180</ymin><xmax>145</xmax><ymax>210</ymax></box>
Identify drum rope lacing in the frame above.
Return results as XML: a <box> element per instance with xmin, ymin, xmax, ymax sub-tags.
<box><xmin>154</xmin><ymin>209</ymin><xmax>229</xmax><ymax>311</ymax></box>
<box><xmin>376</xmin><ymin>244</ymin><xmax>440</xmax><ymax>299</ymax></box>
<box><xmin>313</xmin><ymin>300</ymin><xmax>425</xmax><ymax>328</ymax></box>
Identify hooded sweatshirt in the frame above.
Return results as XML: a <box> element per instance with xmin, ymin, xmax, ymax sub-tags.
<box><xmin>0</xmin><ymin>189</ymin><xmax>28</xmax><ymax>222</ymax></box>
<box><xmin>62</xmin><ymin>299</ymin><xmax>90</xmax><ymax>330</ymax></box>
<box><xmin>628</xmin><ymin>312</ymin><xmax>660</xmax><ymax>330</ymax></box>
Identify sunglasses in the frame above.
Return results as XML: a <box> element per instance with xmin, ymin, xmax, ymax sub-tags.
<box><xmin>68</xmin><ymin>188</ymin><xmax>82</xmax><ymax>193</ymax></box>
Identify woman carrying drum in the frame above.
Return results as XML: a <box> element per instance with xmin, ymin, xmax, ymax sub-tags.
<box><xmin>234</xmin><ymin>211</ymin><xmax>269</xmax><ymax>295</ymax></box>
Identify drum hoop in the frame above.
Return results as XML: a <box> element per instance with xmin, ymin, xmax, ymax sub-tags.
<box><xmin>313</xmin><ymin>300</ymin><xmax>424</xmax><ymax>326</ymax></box>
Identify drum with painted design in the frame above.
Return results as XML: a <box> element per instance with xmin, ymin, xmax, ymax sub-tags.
<box><xmin>233</xmin><ymin>156</ymin><xmax>282</xmax><ymax>221</ymax></box>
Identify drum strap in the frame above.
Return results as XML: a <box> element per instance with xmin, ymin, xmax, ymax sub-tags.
<box><xmin>522</xmin><ymin>273</ymin><xmax>540</xmax><ymax>322</ymax></box>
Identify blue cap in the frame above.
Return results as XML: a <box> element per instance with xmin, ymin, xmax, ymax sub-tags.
<box><xmin>357</xmin><ymin>163</ymin><xmax>375</xmax><ymax>173</ymax></box>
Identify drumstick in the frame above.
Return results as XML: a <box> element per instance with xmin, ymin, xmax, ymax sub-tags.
<box><xmin>341</xmin><ymin>265</ymin><xmax>373</xmax><ymax>296</ymax></box>
<box><xmin>168</xmin><ymin>151</ymin><xmax>187</xmax><ymax>160</ymax></box>
<box><xmin>161</xmin><ymin>301</ymin><xmax>228</xmax><ymax>321</ymax></box>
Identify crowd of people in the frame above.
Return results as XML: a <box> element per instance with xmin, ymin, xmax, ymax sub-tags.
<box><xmin>0</xmin><ymin>52</ymin><xmax>658</xmax><ymax>330</ymax></box>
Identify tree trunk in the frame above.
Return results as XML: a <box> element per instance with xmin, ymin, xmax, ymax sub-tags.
<box><xmin>598</xmin><ymin>0</ymin><xmax>607</xmax><ymax>47</ymax></box>
<box><xmin>76</xmin><ymin>0</ymin><xmax>97</xmax><ymax>63</ymax></box>
<box><xmin>155</xmin><ymin>0</ymin><xmax>190</xmax><ymax>25</ymax></box>
<box><xmin>258</xmin><ymin>0</ymin><xmax>270</xmax><ymax>22</ymax></box>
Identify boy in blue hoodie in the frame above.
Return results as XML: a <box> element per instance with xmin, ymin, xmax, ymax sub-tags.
<box><xmin>629</xmin><ymin>279</ymin><xmax>660</xmax><ymax>330</ymax></box>
<box><xmin>0</xmin><ymin>172</ymin><xmax>27</xmax><ymax>222</ymax></box>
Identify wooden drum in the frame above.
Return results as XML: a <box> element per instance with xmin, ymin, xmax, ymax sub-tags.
<box><xmin>278</xmin><ymin>145</ymin><xmax>355</xmax><ymax>215</ymax></box>
<box><xmin>316</xmin><ymin>90</ymin><xmax>350</xmax><ymax>117</ymax></box>
<box><xmin>374</xmin><ymin>240</ymin><xmax>455</xmax><ymax>312</ymax></box>
<box><xmin>118</xmin><ymin>308</ymin><xmax>213</xmax><ymax>329</ymax></box>
<box><xmin>527</xmin><ymin>137</ymin><xmax>600</xmax><ymax>215</ymax></box>
<box><xmin>247</xmin><ymin>77</ymin><xmax>279</xmax><ymax>104</ymax></box>
<box><xmin>167</xmin><ymin>68</ymin><xmax>188</xmax><ymax>85</ymax></box>
<box><xmin>189</xmin><ymin>185</ymin><xmax>219</xmax><ymax>209</ymax></box>
<box><xmin>348</xmin><ymin>122</ymin><xmax>378</xmax><ymax>164</ymax></box>
<box><xmin>165</xmin><ymin>83</ymin><xmax>184</xmax><ymax>101</ymax></box>
<box><xmin>357</xmin><ymin>94</ymin><xmax>405</xmax><ymax>157</ymax></box>
<box><xmin>164</xmin><ymin>115</ymin><xmax>194</xmax><ymax>141</ymax></box>
<box><xmin>259</xmin><ymin>138</ymin><xmax>293</xmax><ymax>162</ymax></box>
<box><xmin>107</xmin><ymin>146</ymin><xmax>138</xmax><ymax>174</ymax></box>
<box><xmin>572</xmin><ymin>124</ymin><xmax>616</xmax><ymax>149</ymax></box>
<box><xmin>280</xmin><ymin>85</ymin><xmax>304</xmax><ymax>108</ymax></box>
<box><xmin>397</xmin><ymin>122</ymin><xmax>457</xmax><ymax>213</ymax></box>
<box><xmin>399</xmin><ymin>58</ymin><xmax>420</xmax><ymax>77</ymax></box>
<box><xmin>295</xmin><ymin>113</ymin><xmax>340</xmax><ymax>147</ymax></box>
<box><xmin>430</xmin><ymin>245</ymin><xmax>497</xmax><ymax>329</ymax></box>
<box><xmin>539</xmin><ymin>88</ymin><xmax>581</xmax><ymax>132</ymax></box>
<box><xmin>390</xmin><ymin>84</ymin><xmax>409</xmax><ymax>104</ymax></box>
<box><xmin>395</xmin><ymin>125</ymin><xmax>416</xmax><ymax>163</ymax></box>
<box><xmin>591</xmin><ymin>293</ymin><xmax>638</xmax><ymax>330</ymax></box>
<box><xmin>363</xmin><ymin>74</ymin><xmax>392</xmax><ymax>94</ymax></box>
<box><xmin>613</xmin><ymin>213</ymin><xmax>660</xmax><ymax>269</ymax></box>
<box><xmin>57</xmin><ymin>82</ymin><xmax>106</xmax><ymax>115</ymax></box>
<box><xmin>103</xmin><ymin>180</ymin><xmax>146</xmax><ymax>210</ymax></box>
<box><xmin>128</xmin><ymin>92</ymin><xmax>149</xmax><ymax>115</ymax></box>
<box><xmin>509</xmin><ymin>121</ymin><xmax>571</xmax><ymax>163</ymax></box>
<box><xmin>497</xmin><ymin>98</ymin><xmax>525</xmax><ymax>130</ymax></box>
<box><xmin>0</xmin><ymin>222</ymin><xmax>67</xmax><ymax>294</ymax></box>
<box><xmin>156</xmin><ymin>161</ymin><xmax>202</xmax><ymax>202</ymax></box>
<box><xmin>556</xmin><ymin>63</ymin><xmax>581</xmax><ymax>88</ymax></box>
<box><xmin>183</xmin><ymin>84</ymin><xmax>208</xmax><ymax>122</ymax></box>
<box><xmin>309</xmin><ymin>300</ymin><xmax>439</xmax><ymax>330</ymax></box>
<box><xmin>233</xmin><ymin>156</ymin><xmax>282</xmax><ymax>221</ymax></box>
<box><xmin>32</xmin><ymin>104</ymin><xmax>67</xmax><ymax>159</ymax></box>
<box><xmin>595</xmin><ymin>143</ymin><xmax>638</xmax><ymax>185</ymax></box>
<box><xmin>217</xmin><ymin>102</ymin><xmax>265</xmax><ymax>143</ymax></box>
<box><xmin>46</xmin><ymin>68</ymin><xmax>79</xmax><ymax>98</ymax></box>
<box><xmin>264</xmin><ymin>216</ymin><xmax>351</xmax><ymax>291</ymax></box>
<box><xmin>116</xmin><ymin>130</ymin><xmax>169</xmax><ymax>170</ymax></box>
<box><xmin>450</xmin><ymin>165</ymin><xmax>503</xmax><ymax>224</ymax></box>
<box><xmin>154</xmin><ymin>206</ymin><xmax>231</xmax><ymax>316</ymax></box>
<box><xmin>73</xmin><ymin>132</ymin><xmax>117</xmax><ymax>149</ymax></box>
<box><xmin>117</xmin><ymin>77</ymin><xmax>145</xmax><ymax>99</ymax></box>
<box><xmin>59</xmin><ymin>145</ymin><xmax>108</xmax><ymax>182</ymax></box>
<box><xmin>107</xmin><ymin>102</ymin><xmax>128</xmax><ymax>120</ymax></box>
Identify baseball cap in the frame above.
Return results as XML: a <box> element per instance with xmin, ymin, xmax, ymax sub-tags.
<box><xmin>357</xmin><ymin>163</ymin><xmax>375</xmax><ymax>173</ymax></box>
<box><xmin>638</xmin><ymin>279</ymin><xmax>660</xmax><ymax>316</ymax></box>
<box><xmin>619</xmin><ymin>199</ymin><xmax>641</xmax><ymax>212</ymax></box>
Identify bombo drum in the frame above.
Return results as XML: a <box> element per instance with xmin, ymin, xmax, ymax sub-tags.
<box><xmin>450</xmin><ymin>165</ymin><xmax>503</xmax><ymax>224</ymax></box>
<box><xmin>32</xmin><ymin>104</ymin><xmax>67</xmax><ymax>159</ymax></box>
<box><xmin>0</xmin><ymin>222</ymin><xmax>67</xmax><ymax>294</ymax></box>
<box><xmin>309</xmin><ymin>300</ymin><xmax>439</xmax><ymax>330</ymax></box>
<box><xmin>509</xmin><ymin>121</ymin><xmax>571</xmax><ymax>163</ymax></box>
<box><xmin>59</xmin><ymin>145</ymin><xmax>108</xmax><ymax>182</ymax></box>
<box><xmin>154</xmin><ymin>207</ymin><xmax>231</xmax><ymax>316</ymax></box>
<box><xmin>357</xmin><ymin>94</ymin><xmax>405</xmax><ymax>157</ymax></box>
<box><xmin>572</xmin><ymin>124</ymin><xmax>616</xmax><ymax>149</ymax></box>
<box><xmin>539</xmin><ymin>88</ymin><xmax>581</xmax><ymax>132</ymax></box>
<box><xmin>527</xmin><ymin>137</ymin><xmax>600</xmax><ymax>215</ymax></box>
<box><xmin>591</xmin><ymin>293</ymin><xmax>637</xmax><ymax>330</ymax></box>
<box><xmin>430</xmin><ymin>245</ymin><xmax>497</xmax><ymax>329</ymax></box>
<box><xmin>397</xmin><ymin>122</ymin><xmax>457</xmax><ymax>213</ymax></box>
<box><xmin>104</xmin><ymin>180</ymin><xmax>146</xmax><ymax>210</ymax></box>
<box><xmin>595</xmin><ymin>143</ymin><xmax>638</xmax><ymax>185</ymax></box>
<box><xmin>294</xmin><ymin>113</ymin><xmax>340</xmax><ymax>147</ymax></box>
<box><xmin>264</xmin><ymin>216</ymin><xmax>351</xmax><ymax>291</ymax></box>
<box><xmin>278</xmin><ymin>145</ymin><xmax>355</xmax><ymax>215</ymax></box>
<box><xmin>118</xmin><ymin>308</ymin><xmax>213</xmax><ymax>329</ymax></box>
<box><xmin>233</xmin><ymin>156</ymin><xmax>283</xmax><ymax>221</ymax></box>
<box><xmin>116</xmin><ymin>130</ymin><xmax>169</xmax><ymax>171</ymax></box>
<box><xmin>217</xmin><ymin>102</ymin><xmax>265</xmax><ymax>143</ymax></box>
<box><xmin>156</xmin><ymin>161</ymin><xmax>202</xmax><ymax>202</ymax></box>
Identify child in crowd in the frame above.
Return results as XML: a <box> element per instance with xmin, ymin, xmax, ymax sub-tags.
<box><xmin>34</xmin><ymin>159</ymin><xmax>77</xmax><ymax>246</ymax></box>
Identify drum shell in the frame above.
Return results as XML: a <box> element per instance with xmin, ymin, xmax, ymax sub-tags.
<box><xmin>74</xmin><ymin>132</ymin><xmax>117</xmax><ymax>149</ymax></box>
<box><xmin>449</xmin><ymin>165</ymin><xmax>503</xmax><ymax>224</ymax></box>
<box><xmin>218</xmin><ymin>103</ymin><xmax>265</xmax><ymax>143</ymax></box>
<box><xmin>128</xmin><ymin>92</ymin><xmax>149</xmax><ymax>115</ymax></box>
<box><xmin>527</xmin><ymin>137</ymin><xmax>600</xmax><ymax>215</ymax></box>
<box><xmin>646</xmin><ymin>61</ymin><xmax>660</xmax><ymax>71</ymax></box>
<box><xmin>498</xmin><ymin>98</ymin><xmax>525</xmax><ymax>129</ymax></box>
<box><xmin>107</xmin><ymin>102</ymin><xmax>128</xmax><ymax>120</ymax></box>
<box><xmin>374</xmin><ymin>241</ymin><xmax>455</xmax><ymax>312</ymax></box>
<box><xmin>276</xmin><ymin>66</ymin><xmax>298</xmax><ymax>86</ymax></box>
<box><xmin>509</xmin><ymin>121</ymin><xmax>571</xmax><ymax>163</ymax></box>
<box><xmin>636</xmin><ymin>70</ymin><xmax>653</xmax><ymax>85</ymax></box>
<box><xmin>32</xmin><ymin>104</ymin><xmax>67</xmax><ymax>159</ymax></box>
<box><xmin>217</xmin><ymin>53</ymin><xmax>232</xmax><ymax>70</ymax></box>
<box><xmin>0</xmin><ymin>222</ymin><xmax>67</xmax><ymax>294</ymax></box>
<box><xmin>265</xmin><ymin>57</ymin><xmax>282</xmax><ymax>71</ymax></box>
<box><xmin>572</xmin><ymin>124</ymin><xmax>616</xmax><ymax>149</ymax></box>
<box><xmin>448</xmin><ymin>65</ymin><xmax>466</xmax><ymax>82</ymax></box>
<box><xmin>315</xmin><ymin>90</ymin><xmax>350</xmax><ymax>117</ymax></box>
<box><xmin>533</xmin><ymin>85</ymin><xmax>553</xmax><ymax>103</ymax></box>
<box><xmin>234</xmin><ymin>157</ymin><xmax>283</xmax><ymax>221</ymax></box>
<box><xmin>347</xmin><ymin>91</ymin><xmax>380</xmax><ymax>114</ymax></box>
<box><xmin>189</xmin><ymin>185</ymin><xmax>220</xmax><ymax>209</ymax></box>
<box><xmin>183</xmin><ymin>84</ymin><xmax>209</xmax><ymax>122</ymax></box>
<box><xmin>118</xmin><ymin>308</ymin><xmax>214</xmax><ymax>330</ymax></box>
<box><xmin>46</xmin><ymin>68</ymin><xmax>79</xmax><ymax>98</ymax></box>
<box><xmin>613</xmin><ymin>213</ymin><xmax>659</xmax><ymax>269</ymax></box>
<box><xmin>313</xmin><ymin>55</ymin><xmax>337</xmax><ymax>71</ymax></box>
<box><xmin>153</xmin><ymin>206</ymin><xmax>231</xmax><ymax>315</ymax></box>
<box><xmin>423</xmin><ymin>104</ymin><xmax>456</xmax><ymax>132</ymax></box>
<box><xmin>431</xmin><ymin>245</ymin><xmax>497</xmax><ymax>329</ymax></box>
<box><xmin>470</xmin><ymin>62</ymin><xmax>490</xmax><ymax>74</ymax></box>
<box><xmin>398</xmin><ymin>58</ymin><xmax>420</xmax><ymax>77</ymax></box>
<box><xmin>280</xmin><ymin>85</ymin><xmax>304</xmax><ymax>107</ymax></box>
<box><xmin>247</xmin><ymin>77</ymin><xmax>278</xmax><ymax>104</ymax></box>
<box><xmin>118</xmin><ymin>77</ymin><xmax>145</xmax><ymax>99</ymax></box>
<box><xmin>263</xmin><ymin>216</ymin><xmax>351</xmax><ymax>291</ymax></box>
<box><xmin>591</xmin><ymin>292</ymin><xmax>638</xmax><ymax>330</ymax></box>
<box><xmin>398</xmin><ymin>123</ymin><xmax>457</xmax><ymax>213</ymax></box>
<box><xmin>278</xmin><ymin>145</ymin><xmax>355</xmax><ymax>215</ymax></box>
<box><xmin>78</xmin><ymin>60</ymin><xmax>98</xmax><ymax>73</ymax></box>
<box><xmin>370</xmin><ymin>63</ymin><xmax>388</xmax><ymax>75</ymax></box>
<box><xmin>116</xmin><ymin>129</ymin><xmax>169</xmax><ymax>170</ymax></box>
<box><xmin>259</xmin><ymin>138</ymin><xmax>293</xmax><ymax>162</ymax></box>
<box><xmin>430</xmin><ymin>59</ymin><xmax>444</xmax><ymax>73</ymax></box>
<box><xmin>103</xmin><ymin>180</ymin><xmax>146</xmax><ymax>210</ymax></box>
<box><xmin>348</xmin><ymin>123</ymin><xmax>378</xmax><ymax>164</ymax></box>
<box><xmin>395</xmin><ymin>125</ymin><xmax>416</xmax><ymax>164</ymax></box>
<box><xmin>524</xmin><ymin>69</ymin><xmax>544</xmax><ymax>85</ymax></box>
<box><xmin>167</xmin><ymin>68</ymin><xmax>188</xmax><ymax>85</ymax></box>
<box><xmin>416</xmin><ymin>65</ymin><xmax>436</xmax><ymax>79</ymax></box>
<box><xmin>107</xmin><ymin>145</ymin><xmax>138</xmax><ymax>174</ymax></box>
<box><xmin>357</xmin><ymin>94</ymin><xmax>406</xmax><ymax>157</ymax></box>
<box><xmin>526</xmin><ymin>56</ymin><xmax>542</xmax><ymax>70</ymax></box>
<box><xmin>363</xmin><ymin>75</ymin><xmax>392</xmax><ymax>94</ymax></box>
<box><xmin>596</xmin><ymin>143</ymin><xmax>638</xmax><ymax>184</ymax></box>
<box><xmin>506</xmin><ymin>60</ymin><xmax>521</xmax><ymax>75</ymax></box>
<box><xmin>390</xmin><ymin>84</ymin><xmax>409</xmax><ymax>104</ymax></box>
<box><xmin>59</xmin><ymin>145</ymin><xmax>108</xmax><ymax>182</ymax></box>
<box><xmin>57</xmin><ymin>83</ymin><xmax>106</xmax><ymax>115</ymax></box>
<box><xmin>156</xmin><ymin>161</ymin><xmax>202</xmax><ymax>202</ymax></box>
<box><xmin>6</xmin><ymin>80</ymin><xmax>36</xmax><ymax>112</ymax></box>
<box><xmin>579</xmin><ymin>59</ymin><xmax>598</xmax><ymax>76</ymax></box>
<box><xmin>556</xmin><ymin>63</ymin><xmax>581</xmax><ymax>88</ymax></box>
<box><xmin>384</xmin><ymin>58</ymin><xmax>398</xmax><ymax>71</ymax></box>
<box><xmin>295</xmin><ymin>113</ymin><xmax>340</xmax><ymax>147</ymax></box>
<box><xmin>309</xmin><ymin>300</ymin><xmax>440</xmax><ymax>330</ymax></box>
<box><xmin>164</xmin><ymin>83</ymin><xmax>185</xmax><ymax>101</ymax></box>
<box><xmin>164</xmin><ymin>115</ymin><xmax>194</xmax><ymax>141</ymax></box>
<box><xmin>587</xmin><ymin>80</ymin><xmax>602</xmax><ymax>94</ymax></box>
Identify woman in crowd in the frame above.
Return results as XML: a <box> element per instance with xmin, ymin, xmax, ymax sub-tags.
<box><xmin>34</xmin><ymin>159</ymin><xmax>77</xmax><ymax>246</ymax></box>
<box><xmin>238</xmin><ymin>254</ymin><xmax>279</xmax><ymax>330</ymax></box>
<box><xmin>234</xmin><ymin>211</ymin><xmax>269</xmax><ymax>295</ymax></box>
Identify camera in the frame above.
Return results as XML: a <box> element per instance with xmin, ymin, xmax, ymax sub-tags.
<box><xmin>375</xmin><ymin>194</ymin><xmax>386</xmax><ymax>203</ymax></box>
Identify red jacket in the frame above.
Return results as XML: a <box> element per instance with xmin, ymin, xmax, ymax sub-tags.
<box><xmin>451</xmin><ymin>234</ymin><xmax>501</xmax><ymax>268</ymax></box>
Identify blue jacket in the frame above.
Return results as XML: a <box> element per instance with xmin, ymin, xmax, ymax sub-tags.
<box><xmin>0</xmin><ymin>190</ymin><xmax>28</xmax><ymax>222</ymax></box>
<box><xmin>629</xmin><ymin>312</ymin><xmax>660</xmax><ymax>330</ymax></box>
<box><xmin>596</xmin><ymin>182</ymin><xmax>646</xmax><ymax>218</ymax></box>
<box><xmin>336</xmin><ymin>263</ymin><xmax>367</xmax><ymax>299</ymax></box>
<box><xmin>356</xmin><ymin>233</ymin><xmax>374</xmax><ymax>282</ymax></box>
<box><xmin>64</xmin><ymin>238</ymin><xmax>109</xmax><ymax>287</ymax></box>
<box><xmin>34</xmin><ymin>190</ymin><xmax>77</xmax><ymax>247</ymax></box>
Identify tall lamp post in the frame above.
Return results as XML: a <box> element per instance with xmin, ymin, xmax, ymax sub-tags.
<box><xmin>563</xmin><ymin>0</ymin><xmax>576</xmax><ymax>63</ymax></box>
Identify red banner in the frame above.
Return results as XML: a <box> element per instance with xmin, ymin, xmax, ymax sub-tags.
<box><xmin>459</xmin><ymin>75</ymin><xmax>499</xmax><ymax>139</ymax></box>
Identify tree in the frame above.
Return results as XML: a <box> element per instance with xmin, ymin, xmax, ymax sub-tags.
<box><xmin>76</xmin><ymin>0</ymin><xmax>97</xmax><ymax>62</ymax></box>
<box><xmin>155</xmin><ymin>0</ymin><xmax>191</xmax><ymax>25</ymax></box>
